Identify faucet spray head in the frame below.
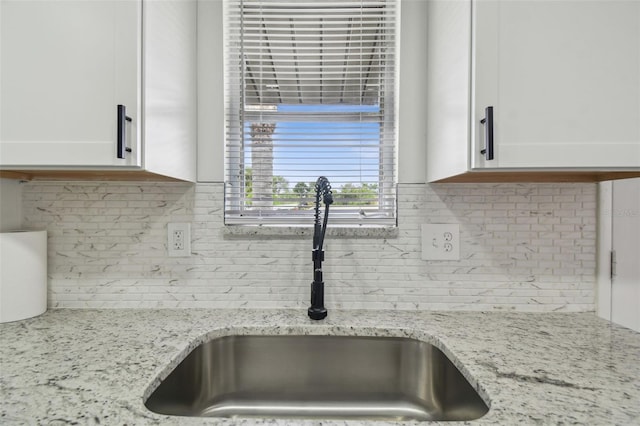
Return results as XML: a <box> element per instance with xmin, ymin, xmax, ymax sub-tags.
<box><xmin>315</xmin><ymin>176</ymin><xmax>333</xmax><ymax>206</ymax></box>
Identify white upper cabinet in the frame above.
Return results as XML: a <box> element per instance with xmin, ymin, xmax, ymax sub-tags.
<box><xmin>426</xmin><ymin>0</ymin><xmax>640</xmax><ymax>182</ymax></box>
<box><xmin>1</xmin><ymin>1</ymin><xmax>139</xmax><ymax>167</ymax></box>
<box><xmin>0</xmin><ymin>0</ymin><xmax>196</xmax><ymax>181</ymax></box>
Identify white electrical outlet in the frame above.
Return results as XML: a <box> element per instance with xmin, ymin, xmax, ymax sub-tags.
<box><xmin>421</xmin><ymin>224</ymin><xmax>460</xmax><ymax>260</ymax></box>
<box><xmin>168</xmin><ymin>223</ymin><xmax>191</xmax><ymax>257</ymax></box>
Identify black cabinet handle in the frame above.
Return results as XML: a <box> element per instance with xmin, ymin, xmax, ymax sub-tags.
<box><xmin>480</xmin><ymin>106</ymin><xmax>494</xmax><ymax>161</ymax></box>
<box><xmin>117</xmin><ymin>104</ymin><xmax>132</xmax><ymax>159</ymax></box>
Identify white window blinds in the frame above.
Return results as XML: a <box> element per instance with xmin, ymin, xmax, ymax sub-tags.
<box><xmin>224</xmin><ymin>0</ymin><xmax>398</xmax><ymax>226</ymax></box>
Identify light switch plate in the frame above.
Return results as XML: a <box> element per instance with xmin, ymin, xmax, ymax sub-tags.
<box><xmin>421</xmin><ymin>224</ymin><xmax>460</xmax><ymax>260</ymax></box>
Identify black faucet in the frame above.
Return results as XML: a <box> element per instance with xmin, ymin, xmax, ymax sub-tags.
<box><xmin>308</xmin><ymin>176</ymin><xmax>333</xmax><ymax>320</ymax></box>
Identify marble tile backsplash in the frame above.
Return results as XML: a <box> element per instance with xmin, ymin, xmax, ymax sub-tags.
<box><xmin>22</xmin><ymin>182</ymin><xmax>597</xmax><ymax>311</ymax></box>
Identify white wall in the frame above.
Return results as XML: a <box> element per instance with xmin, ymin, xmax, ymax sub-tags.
<box><xmin>22</xmin><ymin>181</ymin><xmax>597</xmax><ymax>311</ymax></box>
<box><xmin>196</xmin><ymin>0</ymin><xmax>224</xmax><ymax>182</ymax></box>
<box><xmin>596</xmin><ymin>181</ymin><xmax>612</xmax><ymax>319</ymax></box>
<box><xmin>0</xmin><ymin>178</ymin><xmax>23</xmax><ymax>231</ymax></box>
<box><xmin>398</xmin><ymin>0</ymin><xmax>428</xmax><ymax>183</ymax></box>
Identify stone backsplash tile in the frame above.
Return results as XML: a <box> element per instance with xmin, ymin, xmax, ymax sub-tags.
<box><xmin>22</xmin><ymin>182</ymin><xmax>597</xmax><ymax>311</ymax></box>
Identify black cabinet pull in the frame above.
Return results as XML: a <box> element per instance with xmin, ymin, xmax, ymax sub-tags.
<box><xmin>117</xmin><ymin>104</ymin><xmax>132</xmax><ymax>159</ymax></box>
<box><xmin>480</xmin><ymin>106</ymin><xmax>494</xmax><ymax>161</ymax></box>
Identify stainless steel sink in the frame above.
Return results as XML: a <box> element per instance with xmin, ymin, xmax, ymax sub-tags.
<box><xmin>145</xmin><ymin>335</ymin><xmax>489</xmax><ymax>421</ymax></box>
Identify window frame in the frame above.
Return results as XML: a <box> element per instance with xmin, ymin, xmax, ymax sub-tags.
<box><xmin>223</xmin><ymin>0</ymin><xmax>399</xmax><ymax>227</ymax></box>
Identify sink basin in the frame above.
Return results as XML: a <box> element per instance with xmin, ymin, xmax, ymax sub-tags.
<box><xmin>145</xmin><ymin>334</ymin><xmax>489</xmax><ymax>421</ymax></box>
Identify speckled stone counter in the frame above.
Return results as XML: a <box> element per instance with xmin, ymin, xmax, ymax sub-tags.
<box><xmin>1</xmin><ymin>309</ymin><xmax>639</xmax><ymax>425</ymax></box>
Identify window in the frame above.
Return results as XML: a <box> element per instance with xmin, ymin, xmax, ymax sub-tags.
<box><xmin>224</xmin><ymin>0</ymin><xmax>398</xmax><ymax>226</ymax></box>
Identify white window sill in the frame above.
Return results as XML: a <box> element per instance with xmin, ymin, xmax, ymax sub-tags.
<box><xmin>222</xmin><ymin>224</ymin><xmax>399</xmax><ymax>240</ymax></box>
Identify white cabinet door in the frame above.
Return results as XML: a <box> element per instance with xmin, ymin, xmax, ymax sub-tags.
<box><xmin>472</xmin><ymin>0</ymin><xmax>640</xmax><ymax>169</ymax></box>
<box><xmin>0</xmin><ymin>0</ymin><xmax>141</xmax><ymax>167</ymax></box>
<box><xmin>611</xmin><ymin>178</ymin><xmax>640</xmax><ymax>332</ymax></box>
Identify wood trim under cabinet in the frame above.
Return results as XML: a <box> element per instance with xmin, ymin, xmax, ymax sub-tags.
<box><xmin>433</xmin><ymin>171</ymin><xmax>640</xmax><ymax>183</ymax></box>
<box><xmin>0</xmin><ymin>170</ymin><xmax>189</xmax><ymax>182</ymax></box>
<box><xmin>4</xmin><ymin>170</ymin><xmax>638</xmax><ymax>184</ymax></box>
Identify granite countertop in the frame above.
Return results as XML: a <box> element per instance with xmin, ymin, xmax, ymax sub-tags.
<box><xmin>1</xmin><ymin>309</ymin><xmax>639</xmax><ymax>425</ymax></box>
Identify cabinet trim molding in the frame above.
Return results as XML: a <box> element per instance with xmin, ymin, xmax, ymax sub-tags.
<box><xmin>433</xmin><ymin>171</ymin><xmax>640</xmax><ymax>183</ymax></box>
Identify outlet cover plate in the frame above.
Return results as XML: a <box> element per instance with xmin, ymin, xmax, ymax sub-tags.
<box><xmin>168</xmin><ymin>223</ymin><xmax>191</xmax><ymax>257</ymax></box>
<box><xmin>421</xmin><ymin>224</ymin><xmax>460</xmax><ymax>260</ymax></box>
